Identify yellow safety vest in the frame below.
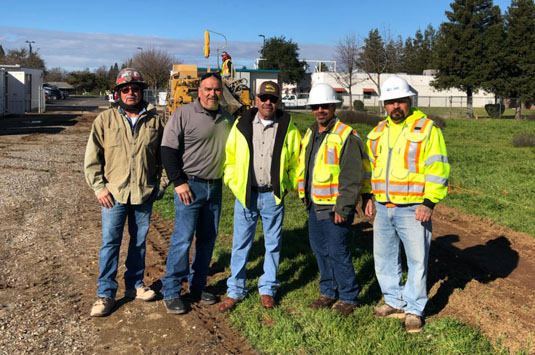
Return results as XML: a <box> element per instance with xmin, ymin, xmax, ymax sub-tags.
<box><xmin>298</xmin><ymin>120</ymin><xmax>355</xmax><ymax>205</ymax></box>
<box><xmin>362</xmin><ymin>108</ymin><xmax>449</xmax><ymax>204</ymax></box>
<box><xmin>222</xmin><ymin>59</ymin><xmax>233</xmax><ymax>78</ymax></box>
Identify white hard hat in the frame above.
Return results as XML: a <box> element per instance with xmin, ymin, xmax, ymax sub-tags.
<box><xmin>379</xmin><ymin>75</ymin><xmax>415</xmax><ymax>101</ymax></box>
<box><xmin>307</xmin><ymin>83</ymin><xmax>341</xmax><ymax>105</ymax></box>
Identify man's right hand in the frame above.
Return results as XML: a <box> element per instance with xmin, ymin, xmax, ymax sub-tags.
<box><xmin>97</xmin><ymin>189</ymin><xmax>114</xmax><ymax>209</ymax></box>
<box><xmin>363</xmin><ymin>199</ymin><xmax>374</xmax><ymax>217</ymax></box>
<box><xmin>175</xmin><ymin>183</ymin><xmax>194</xmax><ymax>205</ymax></box>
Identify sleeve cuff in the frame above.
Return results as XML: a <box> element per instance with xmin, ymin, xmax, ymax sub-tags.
<box><xmin>423</xmin><ymin>199</ymin><xmax>436</xmax><ymax>210</ymax></box>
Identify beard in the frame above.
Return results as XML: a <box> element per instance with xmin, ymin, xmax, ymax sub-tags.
<box><xmin>390</xmin><ymin>108</ymin><xmax>407</xmax><ymax>122</ymax></box>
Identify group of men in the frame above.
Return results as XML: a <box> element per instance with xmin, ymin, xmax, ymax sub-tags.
<box><xmin>84</xmin><ymin>67</ymin><xmax>449</xmax><ymax>333</ymax></box>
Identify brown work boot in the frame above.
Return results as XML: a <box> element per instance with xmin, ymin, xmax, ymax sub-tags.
<box><xmin>218</xmin><ymin>297</ymin><xmax>240</xmax><ymax>313</ymax></box>
<box><xmin>373</xmin><ymin>304</ymin><xmax>406</xmax><ymax>319</ymax></box>
<box><xmin>309</xmin><ymin>295</ymin><xmax>337</xmax><ymax>310</ymax></box>
<box><xmin>331</xmin><ymin>301</ymin><xmax>357</xmax><ymax>316</ymax></box>
<box><xmin>405</xmin><ymin>314</ymin><xmax>424</xmax><ymax>333</ymax></box>
<box><xmin>260</xmin><ymin>294</ymin><xmax>275</xmax><ymax>309</ymax></box>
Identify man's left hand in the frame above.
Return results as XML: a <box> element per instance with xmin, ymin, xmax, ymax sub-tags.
<box><xmin>333</xmin><ymin>212</ymin><xmax>347</xmax><ymax>224</ymax></box>
<box><xmin>415</xmin><ymin>205</ymin><xmax>433</xmax><ymax>222</ymax></box>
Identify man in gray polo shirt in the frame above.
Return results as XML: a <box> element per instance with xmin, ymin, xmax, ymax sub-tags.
<box><xmin>218</xmin><ymin>81</ymin><xmax>301</xmax><ymax>312</ymax></box>
<box><xmin>160</xmin><ymin>72</ymin><xmax>234</xmax><ymax>314</ymax></box>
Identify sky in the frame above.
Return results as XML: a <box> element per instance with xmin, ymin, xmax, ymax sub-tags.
<box><xmin>1</xmin><ymin>0</ymin><xmax>513</xmax><ymax>72</ymax></box>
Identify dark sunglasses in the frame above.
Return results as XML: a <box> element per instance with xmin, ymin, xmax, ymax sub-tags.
<box><xmin>310</xmin><ymin>103</ymin><xmax>331</xmax><ymax>110</ymax></box>
<box><xmin>258</xmin><ymin>95</ymin><xmax>279</xmax><ymax>104</ymax></box>
<box><xmin>200</xmin><ymin>72</ymin><xmax>222</xmax><ymax>82</ymax></box>
<box><xmin>120</xmin><ymin>86</ymin><xmax>141</xmax><ymax>94</ymax></box>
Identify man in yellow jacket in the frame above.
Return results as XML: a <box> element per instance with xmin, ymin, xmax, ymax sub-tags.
<box><xmin>362</xmin><ymin>75</ymin><xmax>450</xmax><ymax>333</ymax></box>
<box><xmin>219</xmin><ymin>81</ymin><xmax>301</xmax><ymax>311</ymax></box>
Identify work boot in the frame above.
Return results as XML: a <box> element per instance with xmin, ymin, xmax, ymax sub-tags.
<box><xmin>125</xmin><ymin>285</ymin><xmax>156</xmax><ymax>301</ymax></box>
<box><xmin>309</xmin><ymin>295</ymin><xmax>337</xmax><ymax>310</ymax></box>
<box><xmin>373</xmin><ymin>304</ymin><xmax>406</xmax><ymax>319</ymax></box>
<box><xmin>185</xmin><ymin>290</ymin><xmax>217</xmax><ymax>305</ymax></box>
<box><xmin>405</xmin><ymin>314</ymin><xmax>424</xmax><ymax>333</ymax></box>
<box><xmin>90</xmin><ymin>297</ymin><xmax>115</xmax><ymax>317</ymax></box>
<box><xmin>260</xmin><ymin>295</ymin><xmax>275</xmax><ymax>309</ymax></box>
<box><xmin>331</xmin><ymin>301</ymin><xmax>357</xmax><ymax>316</ymax></box>
<box><xmin>218</xmin><ymin>297</ymin><xmax>240</xmax><ymax>312</ymax></box>
<box><xmin>164</xmin><ymin>298</ymin><xmax>187</xmax><ymax>315</ymax></box>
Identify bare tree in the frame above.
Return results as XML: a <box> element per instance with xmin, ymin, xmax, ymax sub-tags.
<box><xmin>45</xmin><ymin>67</ymin><xmax>69</xmax><ymax>82</ymax></box>
<box><xmin>332</xmin><ymin>33</ymin><xmax>361</xmax><ymax>110</ymax></box>
<box><xmin>131</xmin><ymin>48</ymin><xmax>179</xmax><ymax>90</ymax></box>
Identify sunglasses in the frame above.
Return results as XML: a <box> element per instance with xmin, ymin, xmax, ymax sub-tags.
<box><xmin>258</xmin><ymin>95</ymin><xmax>279</xmax><ymax>104</ymax></box>
<box><xmin>310</xmin><ymin>103</ymin><xmax>331</xmax><ymax>110</ymax></box>
<box><xmin>120</xmin><ymin>86</ymin><xmax>141</xmax><ymax>94</ymax></box>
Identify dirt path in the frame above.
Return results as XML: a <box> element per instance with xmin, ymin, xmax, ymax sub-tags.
<box><xmin>0</xmin><ymin>104</ymin><xmax>533</xmax><ymax>353</ymax></box>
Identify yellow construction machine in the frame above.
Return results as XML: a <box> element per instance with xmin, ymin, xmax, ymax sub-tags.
<box><xmin>165</xmin><ymin>64</ymin><xmax>252</xmax><ymax>118</ymax></box>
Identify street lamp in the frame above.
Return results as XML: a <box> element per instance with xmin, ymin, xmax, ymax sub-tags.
<box><xmin>206</xmin><ymin>30</ymin><xmax>227</xmax><ymax>69</ymax></box>
<box><xmin>25</xmin><ymin>40</ymin><xmax>35</xmax><ymax>54</ymax></box>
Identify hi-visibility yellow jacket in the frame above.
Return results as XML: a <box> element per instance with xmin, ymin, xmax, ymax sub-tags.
<box><xmin>362</xmin><ymin>108</ymin><xmax>449</xmax><ymax>206</ymax></box>
<box><xmin>222</xmin><ymin>59</ymin><xmax>233</xmax><ymax>78</ymax></box>
<box><xmin>298</xmin><ymin>120</ymin><xmax>355</xmax><ymax>205</ymax></box>
<box><xmin>223</xmin><ymin>108</ymin><xmax>301</xmax><ymax>208</ymax></box>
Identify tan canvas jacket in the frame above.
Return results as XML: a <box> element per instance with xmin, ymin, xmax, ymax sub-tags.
<box><xmin>84</xmin><ymin>104</ymin><xmax>168</xmax><ymax>205</ymax></box>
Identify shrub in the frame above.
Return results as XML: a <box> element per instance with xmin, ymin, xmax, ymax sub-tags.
<box><xmin>485</xmin><ymin>104</ymin><xmax>505</xmax><ymax>118</ymax></box>
<box><xmin>512</xmin><ymin>132</ymin><xmax>535</xmax><ymax>147</ymax></box>
<box><xmin>429</xmin><ymin>115</ymin><xmax>446</xmax><ymax>129</ymax></box>
<box><xmin>353</xmin><ymin>100</ymin><xmax>365</xmax><ymax>111</ymax></box>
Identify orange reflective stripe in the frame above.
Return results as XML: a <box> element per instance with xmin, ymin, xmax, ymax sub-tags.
<box><xmin>404</xmin><ymin>140</ymin><xmax>411</xmax><ymax>170</ymax></box>
<box><xmin>414</xmin><ymin>140</ymin><xmax>422</xmax><ymax>174</ymax></box>
<box><xmin>389</xmin><ymin>191</ymin><xmax>425</xmax><ymax>196</ymax></box>
<box><xmin>334</xmin><ymin>146</ymin><xmax>339</xmax><ymax>165</ymax></box>
<box><xmin>387</xmin><ymin>180</ymin><xmax>425</xmax><ymax>186</ymax></box>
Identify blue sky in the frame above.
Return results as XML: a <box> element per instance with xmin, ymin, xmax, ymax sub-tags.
<box><xmin>1</xmin><ymin>0</ymin><xmax>513</xmax><ymax>71</ymax></box>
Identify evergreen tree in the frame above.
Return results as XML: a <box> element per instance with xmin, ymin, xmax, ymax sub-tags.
<box><xmin>432</xmin><ymin>0</ymin><xmax>502</xmax><ymax>118</ymax></box>
<box><xmin>259</xmin><ymin>36</ymin><xmax>306</xmax><ymax>84</ymax></box>
<box><xmin>403</xmin><ymin>25</ymin><xmax>437</xmax><ymax>75</ymax></box>
<box><xmin>503</xmin><ymin>0</ymin><xmax>535</xmax><ymax>118</ymax></box>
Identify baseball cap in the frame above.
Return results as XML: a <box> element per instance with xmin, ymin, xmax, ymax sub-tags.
<box><xmin>257</xmin><ymin>81</ymin><xmax>281</xmax><ymax>99</ymax></box>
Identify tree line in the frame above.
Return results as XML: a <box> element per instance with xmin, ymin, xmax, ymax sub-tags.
<box><xmin>332</xmin><ymin>0</ymin><xmax>535</xmax><ymax>118</ymax></box>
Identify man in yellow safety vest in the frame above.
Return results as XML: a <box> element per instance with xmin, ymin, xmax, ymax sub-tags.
<box><xmin>297</xmin><ymin>83</ymin><xmax>365</xmax><ymax>316</ymax></box>
<box><xmin>362</xmin><ymin>75</ymin><xmax>450</xmax><ymax>333</ymax></box>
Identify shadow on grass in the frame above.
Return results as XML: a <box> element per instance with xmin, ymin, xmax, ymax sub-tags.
<box><xmin>426</xmin><ymin>234</ymin><xmax>518</xmax><ymax>316</ymax></box>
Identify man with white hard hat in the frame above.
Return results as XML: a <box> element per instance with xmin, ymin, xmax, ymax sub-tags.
<box><xmin>297</xmin><ymin>83</ymin><xmax>365</xmax><ymax>316</ymax></box>
<box><xmin>362</xmin><ymin>75</ymin><xmax>450</xmax><ymax>332</ymax></box>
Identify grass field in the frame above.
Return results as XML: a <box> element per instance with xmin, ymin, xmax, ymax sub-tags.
<box><xmin>153</xmin><ymin>110</ymin><xmax>535</xmax><ymax>354</ymax></box>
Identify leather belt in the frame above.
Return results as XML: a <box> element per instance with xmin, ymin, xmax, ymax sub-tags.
<box><xmin>252</xmin><ymin>185</ymin><xmax>273</xmax><ymax>193</ymax></box>
<box><xmin>187</xmin><ymin>175</ymin><xmax>221</xmax><ymax>184</ymax></box>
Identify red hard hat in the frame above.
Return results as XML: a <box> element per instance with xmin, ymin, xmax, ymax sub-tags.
<box><xmin>115</xmin><ymin>68</ymin><xmax>148</xmax><ymax>89</ymax></box>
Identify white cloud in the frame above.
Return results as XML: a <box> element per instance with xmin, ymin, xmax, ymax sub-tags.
<box><xmin>0</xmin><ymin>26</ymin><xmax>335</xmax><ymax>71</ymax></box>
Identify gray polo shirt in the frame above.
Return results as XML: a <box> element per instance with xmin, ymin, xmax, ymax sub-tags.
<box><xmin>161</xmin><ymin>99</ymin><xmax>234</xmax><ymax>180</ymax></box>
<box><xmin>251</xmin><ymin>113</ymin><xmax>278</xmax><ymax>187</ymax></box>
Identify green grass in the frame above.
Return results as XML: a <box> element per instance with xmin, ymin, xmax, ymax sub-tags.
<box><xmin>362</xmin><ymin>105</ymin><xmax>535</xmax><ymax>119</ymax></box>
<box><xmin>152</xmin><ymin>109</ymin><xmax>535</xmax><ymax>354</ymax></box>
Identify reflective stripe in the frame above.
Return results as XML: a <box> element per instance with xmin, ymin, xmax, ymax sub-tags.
<box><xmin>363</xmin><ymin>152</ymin><xmax>375</xmax><ymax>164</ymax></box>
<box><xmin>387</xmin><ymin>182</ymin><xmax>425</xmax><ymax>193</ymax></box>
<box><xmin>377</xmin><ymin>120</ymin><xmax>387</xmax><ymax>133</ymax></box>
<box><xmin>312</xmin><ymin>185</ymin><xmax>339</xmax><ymax>198</ymax></box>
<box><xmin>405</xmin><ymin>118</ymin><xmax>428</xmax><ymax>173</ymax></box>
<box><xmin>326</xmin><ymin>146</ymin><xmax>338</xmax><ymax>165</ymax></box>
<box><xmin>425</xmin><ymin>154</ymin><xmax>449</xmax><ymax>165</ymax></box>
<box><xmin>426</xmin><ymin>174</ymin><xmax>449</xmax><ymax>186</ymax></box>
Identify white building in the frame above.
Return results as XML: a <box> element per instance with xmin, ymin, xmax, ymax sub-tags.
<box><xmin>300</xmin><ymin>71</ymin><xmax>496</xmax><ymax>108</ymax></box>
<box><xmin>0</xmin><ymin>64</ymin><xmax>46</xmax><ymax>115</ymax></box>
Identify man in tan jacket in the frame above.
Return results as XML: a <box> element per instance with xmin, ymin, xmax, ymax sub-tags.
<box><xmin>84</xmin><ymin>68</ymin><xmax>168</xmax><ymax>317</ymax></box>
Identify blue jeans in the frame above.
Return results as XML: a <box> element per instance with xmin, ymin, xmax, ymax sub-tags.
<box><xmin>226</xmin><ymin>192</ymin><xmax>284</xmax><ymax>299</ymax></box>
<box><xmin>97</xmin><ymin>200</ymin><xmax>153</xmax><ymax>299</ymax></box>
<box><xmin>162</xmin><ymin>180</ymin><xmax>222</xmax><ymax>300</ymax></box>
<box><xmin>373</xmin><ymin>202</ymin><xmax>432</xmax><ymax>316</ymax></box>
<box><xmin>308</xmin><ymin>205</ymin><xmax>359</xmax><ymax>304</ymax></box>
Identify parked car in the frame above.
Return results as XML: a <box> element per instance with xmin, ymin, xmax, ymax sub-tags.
<box><xmin>44</xmin><ymin>87</ymin><xmax>64</xmax><ymax>100</ymax></box>
<box><xmin>281</xmin><ymin>93</ymin><xmax>309</xmax><ymax>108</ymax></box>
<box><xmin>59</xmin><ymin>89</ymin><xmax>69</xmax><ymax>98</ymax></box>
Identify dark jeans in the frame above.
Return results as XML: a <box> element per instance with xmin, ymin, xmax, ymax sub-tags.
<box><xmin>308</xmin><ymin>205</ymin><xmax>359</xmax><ymax>304</ymax></box>
<box><xmin>162</xmin><ymin>180</ymin><xmax>222</xmax><ymax>300</ymax></box>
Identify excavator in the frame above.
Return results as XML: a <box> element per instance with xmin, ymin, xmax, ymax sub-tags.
<box><xmin>165</xmin><ymin>31</ymin><xmax>252</xmax><ymax>117</ymax></box>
